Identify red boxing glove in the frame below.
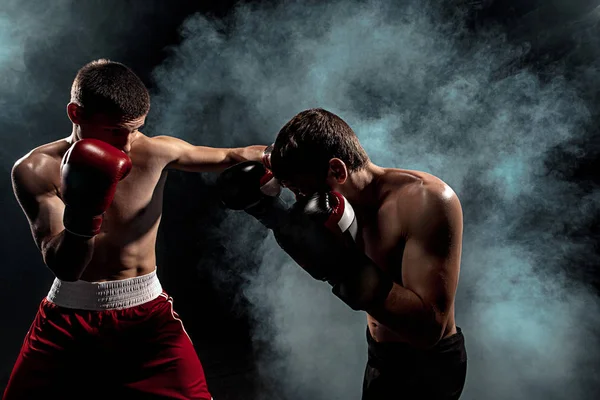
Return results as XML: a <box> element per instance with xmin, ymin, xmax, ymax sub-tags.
<box><xmin>60</xmin><ymin>139</ymin><xmax>132</xmax><ymax>237</ymax></box>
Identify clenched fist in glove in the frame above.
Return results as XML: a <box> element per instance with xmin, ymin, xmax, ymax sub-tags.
<box><xmin>216</xmin><ymin>160</ymin><xmax>287</xmax><ymax>228</ymax></box>
<box><xmin>61</xmin><ymin>139</ymin><xmax>132</xmax><ymax>237</ymax></box>
<box><xmin>277</xmin><ymin>192</ymin><xmax>393</xmax><ymax>311</ymax></box>
<box><xmin>217</xmin><ymin>161</ymin><xmax>393</xmax><ymax>311</ymax></box>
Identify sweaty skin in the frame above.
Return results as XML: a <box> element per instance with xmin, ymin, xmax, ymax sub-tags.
<box><xmin>284</xmin><ymin>163</ymin><xmax>462</xmax><ymax>346</ymax></box>
<box><xmin>358</xmin><ymin>168</ymin><xmax>461</xmax><ymax>344</ymax></box>
<box><xmin>12</xmin><ymin>120</ymin><xmax>265</xmax><ymax>283</ymax></box>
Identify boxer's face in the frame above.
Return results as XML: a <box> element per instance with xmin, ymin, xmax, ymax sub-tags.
<box><xmin>281</xmin><ymin>175</ymin><xmax>328</xmax><ymax>198</ymax></box>
<box><xmin>67</xmin><ymin>103</ymin><xmax>145</xmax><ymax>153</ymax></box>
<box><xmin>79</xmin><ymin>114</ymin><xmax>145</xmax><ymax>154</ymax></box>
<box><xmin>280</xmin><ymin>159</ymin><xmax>348</xmax><ymax>198</ymax></box>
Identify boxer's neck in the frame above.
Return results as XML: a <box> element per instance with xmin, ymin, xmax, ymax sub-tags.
<box><xmin>68</xmin><ymin>127</ymin><xmax>79</xmax><ymax>144</ymax></box>
<box><xmin>337</xmin><ymin>162</ymin><xmax>384</xmax><ymax>207</ymax></box>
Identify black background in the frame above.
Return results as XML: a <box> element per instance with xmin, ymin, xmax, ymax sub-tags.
<box><xmin>1</xmin><ymin>1</ymin><xmax>599</xmax><ymax>399</ymax></box>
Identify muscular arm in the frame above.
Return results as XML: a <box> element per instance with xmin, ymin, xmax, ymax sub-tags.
<box><xmin>11</xmin><ymin>155</ymin><xmax>94</xmax><ymax>281</ymax></box>
<box><xmin>366</xmin><ymin>184</ymin><xmax>463</xmax><ymax>348</ymax></box>
<box><xmin>155</xmin><ymin>135</ymin><xmax>267</xmax><ymax>173</ymax></box>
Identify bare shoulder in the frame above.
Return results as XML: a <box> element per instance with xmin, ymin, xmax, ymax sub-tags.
<box><xmin>377</xmin><ymin>169</ymin><xmax>462</xmax><ymax>237</ymax></box>
<box><xmin>147</xmin><ymin>134</ymin><xmax>186</xmax><ymax>150</ymax></box>
<box><xmin>12</xmin><ymin>139</ymin><xmax>69</xmax><ymax>197</ymax></box>
<box><xmin>144</xmin><ymin>134</ymin><xmax>233</xmax><ymax>172</ymax></box>
<box><xmin>137</xmin><ymin>134</ymin><xmax>186</xmax><ymax>162</ymax></box>
<box><xmin>113</xmin><ymin>133</ymin><xmax>178</xmax><ymax>171</ymax></box>
<box><xmin>143</xmin><ymin>134</ymin><xmax>169</xmax><ymax>146</ymax></box>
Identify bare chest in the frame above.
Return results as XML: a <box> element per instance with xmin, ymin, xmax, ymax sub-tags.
<box><xmin>102</xmin><ymin>165</ymin><xmax>167</xmax><ymax>232</ymax></box>
<box><xmin>55</xmin><ymin>159</ymin><xmax>168</xmax><ymax>238</ymax></box>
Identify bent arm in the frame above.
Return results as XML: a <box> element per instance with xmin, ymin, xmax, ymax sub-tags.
<box><xmin>365</xmin><ymin>185</ymin><xmax>463</xmax><ymax>348</ymax></box>
<box><xmin>43</xmin><ymin>229</ymin><xmax>95</xmax><ymax>282</ymax></box>
<box><xmin>365</xmin><ymin>278</ymin><xmax>443</xmax><ymax>348</ymax></box>
<box><xmin>155</xmin><ymin>135</ymin><xmax>267</xmax><ymax>173</ymax></box>
<box><xmin>12</xmin><ymin>156</ymin><xmax>95</xmax><ymax>281</ymax></box>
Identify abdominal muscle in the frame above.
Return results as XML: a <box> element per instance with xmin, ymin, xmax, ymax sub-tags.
<box><xmin>78</xmin><ymin>220</ymin><xmax>161</xmax><ymax>283</ymax></box>
<box><xmin>367</xmin><ymin>314</ymin><xmax>408</xmax><ymax>343</ymax></box>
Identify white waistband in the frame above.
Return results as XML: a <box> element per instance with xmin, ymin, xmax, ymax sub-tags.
<box><xmin>46</xmin><ymin>269</ymin><xmax>163</xmax><ymax>311</ymax></box>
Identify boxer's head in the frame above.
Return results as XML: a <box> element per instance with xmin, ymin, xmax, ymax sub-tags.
<box><xmin>67</xmin><ymin>59</ymin><xmax>150</xmax><ymax>153</ymax></box>
<box><xmin>271</xmin><ymin>108</ymin><xmax>369</xmax><ymax>197</ymax></box>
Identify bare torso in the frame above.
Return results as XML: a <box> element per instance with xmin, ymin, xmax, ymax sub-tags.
<box><xmin>27</xmin><ymin>134</ymin><xmax>169</xmax><ymax>282</ymax></box>
<box><xmin>358</xmin><ymin>168</ymin><xmax>458</xmax><ymax>344</ymax></box>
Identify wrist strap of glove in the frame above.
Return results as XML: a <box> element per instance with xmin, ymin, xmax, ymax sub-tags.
<box><xmin>259</xmin><ymin>169</ymin><xmax>281</xmax><ymax>198</ymax></box>
<box><xmin>63</xmin><ymin>206</ymin><xmax>103</xmax><ymax>238</ymax></box>
<box><xmin>262</xmin><ymin>144</ymin><xmax>274</xmax><ymax>170</ymax></box>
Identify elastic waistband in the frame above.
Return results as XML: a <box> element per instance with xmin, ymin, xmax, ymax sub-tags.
<box><xmin>46</xmin><ymin>269</ymin><xmax>163</xmax><ymax>311</ymax></box>
<box><xmin>367</xmin><ymin>326</ymin><xmax>467</xmax><ymax>368</ymax></box>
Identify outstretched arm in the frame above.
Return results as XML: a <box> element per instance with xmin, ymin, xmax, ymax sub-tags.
<box><xmin>155</xmin><ymin>135</ymin><xmax>267</xmax><ymax>173</ymax></box>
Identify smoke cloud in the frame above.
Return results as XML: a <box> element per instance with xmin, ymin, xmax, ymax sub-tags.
<box><xmin>1</xmin><ymin>0</ymin><xmax>598</xmax><ymax>398</ymax></box>
<box><xmin>150</xmin><ymin>1</ymin><xmax>600</xmax><ymax>399</ymax></box>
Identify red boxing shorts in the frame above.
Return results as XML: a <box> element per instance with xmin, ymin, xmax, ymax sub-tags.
<box><xmin>2</xmin><ymin>269</ymin><xmax>212</xmax><ymax>400</ymax></box>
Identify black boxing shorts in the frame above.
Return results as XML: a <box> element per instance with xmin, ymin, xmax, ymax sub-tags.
<box><xmin>362</xmin><ymin>327</ymin><xmax>467</xmax><ymax>400</ymax></box>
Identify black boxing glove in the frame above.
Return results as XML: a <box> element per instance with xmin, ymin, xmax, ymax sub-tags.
<box><xmin>217</xmin><ymin>165</ymin><xmax>393</xmax><ymax>311</ymax></box>
<box><xmin>217</xmin><ymin>160</ymin><xmax>288</xmax><ymax>229</ymax></box>
<box><xmin>275</xmin><ymin>192</ymin><xmax>393</xmax><ymax>311</ymax></box>
<box><xmin>217</xmin><ymin>161</ymin><xmax>345</xmax><ymax>266</ymax></box>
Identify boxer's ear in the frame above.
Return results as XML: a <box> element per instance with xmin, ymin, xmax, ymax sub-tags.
<box><xmin>67</xmin><ymin>102</ymin><xmax>84</xmax><ymax>124</ymax></box>
<box><xmin>328</xmin><ymin>158</ymin><xmax>348</xmax><ymax>184</ymax></box>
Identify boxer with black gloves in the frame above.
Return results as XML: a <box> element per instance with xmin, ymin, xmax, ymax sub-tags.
<box><xmin>5</xmin><ymin>59</ymin><xmax>267</xmax><ymax>400</ymax></box>
<box><xmin>218</xmin><ymin>162</ymin><xmax>393</xmax><ymax>312</ymax></box>
<box><xmin>220</xmin><ymin>109</ymin><xmax>468</xmax><ymax>400</ymax></box>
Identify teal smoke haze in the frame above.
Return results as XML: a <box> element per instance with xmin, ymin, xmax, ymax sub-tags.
<box><xmin>150</xmin><ymin>1</ymin><xmax>600</xmax><ymax>399</ymax></box>
<box><xmin>1</xmin><ymin>0</ymin><xmax>597</xmax><ymax>398</ymax></box>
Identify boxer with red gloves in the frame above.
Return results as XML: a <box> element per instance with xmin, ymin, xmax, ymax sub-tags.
<box><xmin>5</xmin><ymin>59</ymin><xmax>267</xmax><ymax>400</ymax></box>
<box><xmin>220</xmin><ymin>109</ymin><xmax>468</xmax><ymax>400</ymax></box>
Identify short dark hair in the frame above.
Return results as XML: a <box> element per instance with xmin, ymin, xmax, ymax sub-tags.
<box><xmin>70</xmin><ymin>59</ymin><xmax>150</xmax><ymax>120</ymax></box>
<box><xmin>271</xmin><ymin>108</ymin><xmax>369</xmax><ymax>182</ymax></box>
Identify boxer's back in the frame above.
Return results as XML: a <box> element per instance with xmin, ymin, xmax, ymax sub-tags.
<box><xmin>14</xmin><ymin>133</ymin><xmax>170</xmax><ymax>282</ymax></box>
